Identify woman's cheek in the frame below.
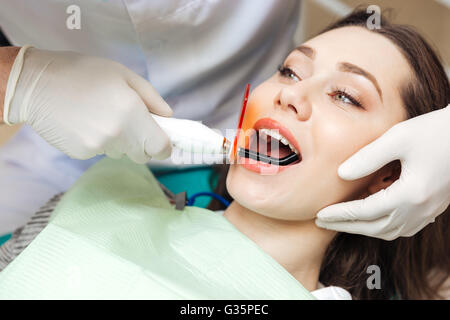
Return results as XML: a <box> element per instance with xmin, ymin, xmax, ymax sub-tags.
<box><xmin>311</xmin><ymin>116</ymin><xmax>381</xmax><ymax>203</ymax></box>
<box><xmin>313</xmin><ymin>117</ymin><xmax>355</xmax><ymax>163</ymax></box>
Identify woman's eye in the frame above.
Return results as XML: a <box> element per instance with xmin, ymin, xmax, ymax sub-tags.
<box><xmin>329</xmin><ymin>90</ymin><xmax>363</xmax><ymax>108</ymax></box>
<box><xmin>335</xmin><ymin>92</ymin><xmax>352</xmax><ymax>104</ymax></box>
<box><xmin>278</xmin><ymin>65</ymin><xmax>301</xmax><ymax>81</ymax></box>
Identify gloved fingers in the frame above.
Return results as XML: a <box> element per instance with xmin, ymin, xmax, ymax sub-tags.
<box><xmin>316</xmin><ymin>184</ymin><xmax>403</xmax><ymax>222</ymax></box>
<box><xmin>126</xmin><ymin>71</ymin><xmax>173</xmax><ymax>117</ymax></box>
<box><xmin>105</xmin><ymin>151</ymin><xmax>123</xmax><ymax>159</ymax></box>
<box><xmin>401</xmin><ymin>219</ymin><xmax>432</xmax><ymax>237</ymax></box>
<box><xmin>338</xmin><ymin>126</ymin><xmax>403</xmax><ymax>181</ymax></box>
<box><xmin>315</xmin><ymin>215</ymin><xmax>400</xmax><ymax>240</ymax></box>
<box><xmin>122</xmin><ymin>126</ymin><xmax>150</xmax><ymax>164</ymax></box>
<box><xmin>103</xmin><ymin>143</ymin><xmax>124</xmax><ymax>160</ymax></box>
<box><xmin>39</xmin><ymin>124</ymin><xmax>98</xmax><ymax>160</ymax></box>
<box><xmin>127</xmin><ymin>149</ymin><xmax>151</xmax><ymax>164</ymax></box>
<box><xmin>61</xmin><ymin>145</ymin><xmax>96</xmax><ymax>161</ymax></box>
<box><xmin>142</xmin><ymin>113</ymin><xmax>172</xmax><ymax>160</ymax></box>
<box><xmin>122</xmin><ymin>103</ymin><xmax>172</xmax><ymax>163</ymax></box>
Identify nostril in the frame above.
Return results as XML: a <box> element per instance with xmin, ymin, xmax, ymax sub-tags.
<box><xmin>276</xmin><ymin>98</ymin><xmax>282</xmax><ymax>107</ymax></box>
<box><xmin>288</xmin><ymin>104</ymin><xmax>298</xmax><ymax>114</ymax></box>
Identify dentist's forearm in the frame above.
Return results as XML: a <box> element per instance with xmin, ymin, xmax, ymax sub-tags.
<box><xmin>0</xmin><ymin>46</ymin><xmax>20</xmax><ymax>124</ymax></box>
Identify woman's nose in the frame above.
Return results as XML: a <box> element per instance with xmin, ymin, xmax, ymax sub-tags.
<box><xmin>274</xmin><ymin>87</ymin><xmax>312</xmax><ymax>121</ymax></box>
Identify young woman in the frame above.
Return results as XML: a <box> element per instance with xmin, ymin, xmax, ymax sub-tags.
<box><xmin>211</xmin><ymin>9</ymin><xmax>450</xmax><ymax>299</ymax></box>
<box><xmin>0</xmin><ymin>9</ymin><xmax>449</xmax><ymax>300</ymax></box>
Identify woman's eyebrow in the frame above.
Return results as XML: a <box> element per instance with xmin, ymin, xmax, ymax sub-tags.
<box><xmin>295</xmin><ymin>45</ymin><xmax>315</xmax><ymax>59</ymax></box>
<box><xmin>293</xmin><ymin>47</ymin><xmax>383</xmax><ymax>101</ymax></box>
<box><xmin>338</xmin><ymin>62</ymin><xmax>383</xmax><ymax>101</ymax></box>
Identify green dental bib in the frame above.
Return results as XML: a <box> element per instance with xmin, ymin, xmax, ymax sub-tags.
<box><xmin>0</xmin><ymin>158</ymin><xmax>314</xmax><ymax>299</ymax></box>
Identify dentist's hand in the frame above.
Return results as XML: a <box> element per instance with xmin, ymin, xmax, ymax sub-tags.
<box><xmin>316</xmin><ymin>105</ymin><xmax>450</xmax><ymax>240</ymax></box>
<box><xmin>3</xmin><ymin>46</ymin><xmax>172</xmax><ymax>163</ymax></box>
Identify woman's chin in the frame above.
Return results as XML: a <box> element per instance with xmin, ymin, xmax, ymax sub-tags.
<box><xmin>227</xmin><ymin>162</ymin><xmax>333</xmax><ymax>221</ymax></box>
<box><xmin>227</xmin><ymin>178</ymin><xmax>310</xmax><ymax>221</ymax></box>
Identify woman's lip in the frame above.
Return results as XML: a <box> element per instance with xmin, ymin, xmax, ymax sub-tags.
<box><xmin>252</xmin><ymin>118</ymin><xmax>301</xmax><ymax>155</ymax></box>
<box><xmin>237</xmin><ymin>156</ymin><xmax>293</xmax><ymax>174</ymax></box>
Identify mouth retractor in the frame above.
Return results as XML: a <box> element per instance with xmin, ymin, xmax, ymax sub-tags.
<box><xmin>237</xmin><ymin>147</ymin><xmax>300</xmax><ymax>166</ymax></box>
<box><xmin>223</xmin><ymin>138</ymin><xmax>300</xmax><ymax>166</ymax></box>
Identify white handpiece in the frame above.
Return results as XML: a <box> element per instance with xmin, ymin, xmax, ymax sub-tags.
<box><xmin>152</xmin><ymin>115</ymin><xmax>230</xmax><ymax>155</ymax></box>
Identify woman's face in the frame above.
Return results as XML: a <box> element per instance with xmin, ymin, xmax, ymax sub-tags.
<box><xmin>226</xmin><ymin>26</ymin><xmax>411</xmax><ymax>220</ymax></box>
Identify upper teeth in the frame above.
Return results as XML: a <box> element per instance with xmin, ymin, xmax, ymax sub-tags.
<box><xmin>258</xmin><ymin>128</ymin><xmax>299</xmax><ymax>154</ymax></box>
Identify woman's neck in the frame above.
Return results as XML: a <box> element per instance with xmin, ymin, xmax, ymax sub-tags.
<box><xmin>223</xmin><ymin>201</ymin><xmax>336</xmax><ymax>291</ymax></box>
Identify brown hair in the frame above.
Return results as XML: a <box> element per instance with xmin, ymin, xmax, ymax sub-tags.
<box><xmin>208</xmin><ymin>9</ymin><xmax>450</xmax><ymax>299</ymax></box>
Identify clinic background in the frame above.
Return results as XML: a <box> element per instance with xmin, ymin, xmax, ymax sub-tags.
<box><xmin>0</xmin><ymin>0</ymin><xmax>449</xmax><ymax>145</ymax></box>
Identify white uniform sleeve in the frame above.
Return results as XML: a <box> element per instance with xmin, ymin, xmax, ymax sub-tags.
<box><xmin>0</xmin><ymin>126</ymin><xmax>101</xmax><ymax>235</ymax></box>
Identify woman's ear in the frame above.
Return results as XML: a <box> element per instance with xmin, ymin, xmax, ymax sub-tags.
<box><xmin>367</xmin><ymin>160</ymin><xmax>402</xmax><ymax>195</ymax></box>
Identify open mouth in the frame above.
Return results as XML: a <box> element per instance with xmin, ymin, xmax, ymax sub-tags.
<box><xmin>238</xmin><ymin>118</ymin><xmax>302</xmax><ymax>169</ymax></box>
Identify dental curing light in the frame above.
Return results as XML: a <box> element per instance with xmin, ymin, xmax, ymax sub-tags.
<box><xmin>152</xmin><ymin>84</ymin><xmax>300</xmax><ymax>166</ymax></box>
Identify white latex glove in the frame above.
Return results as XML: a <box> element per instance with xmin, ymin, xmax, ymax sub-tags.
<box><xmin>316</xmin><ymin>105</ymin><xmax>450</xmax><ymax>240</ymax></box>
<box><xmin>3</xmin><ymin>46</ymin><xmax>172</xmax><ymax>164</ymax></box>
